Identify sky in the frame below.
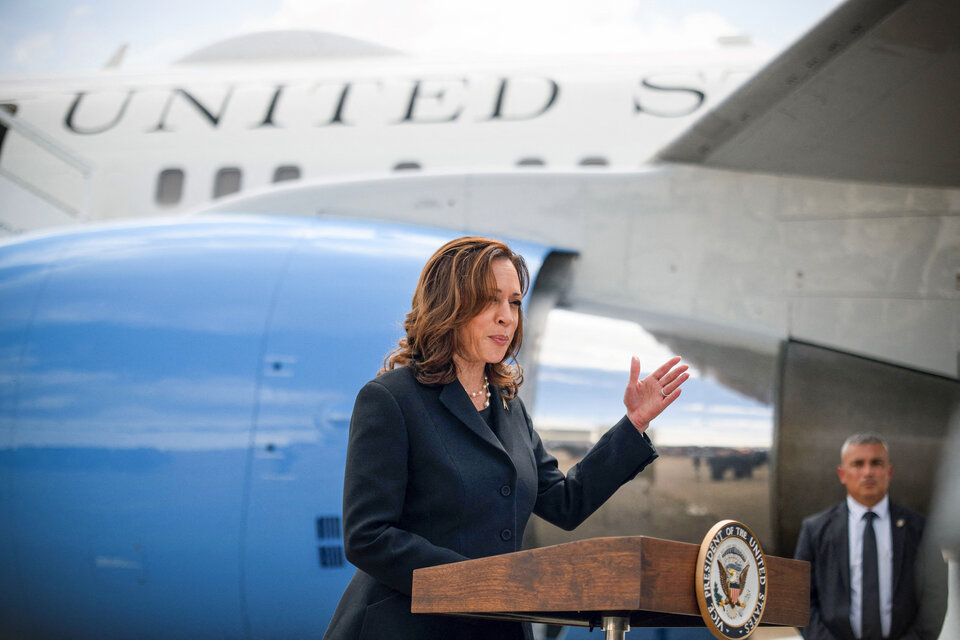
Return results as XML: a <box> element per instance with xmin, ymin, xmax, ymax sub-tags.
<box><xmin>0</xmin><ymin>0</ymin><xmax>843</xmax><ymax>75</ymax></box>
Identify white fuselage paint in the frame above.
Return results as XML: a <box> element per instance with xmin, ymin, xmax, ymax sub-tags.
<box><xmin>0</xmin><ymin>50</ymin><xmax>759</xmax><ymax>229</ymax></box>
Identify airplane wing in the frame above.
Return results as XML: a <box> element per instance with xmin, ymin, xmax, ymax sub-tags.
<box><xmin>654</xmin><ymin>0</ymin><xmax>960</xmax><ymax>187</ymax></box>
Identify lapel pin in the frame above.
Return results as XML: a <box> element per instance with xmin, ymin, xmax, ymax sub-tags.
<box><xmin>896</xmin><ymin>519</ymin><xmax>905</xmax><ymax>528</ymax></box>
<box><xmin>502</xmin><ymin>394</ymin><xmax>508</xmax><ymax>411</ymax></box>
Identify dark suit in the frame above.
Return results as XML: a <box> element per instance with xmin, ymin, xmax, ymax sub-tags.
<box><xmin>794</xmin><ymin>500</ymin><xmax>947</xmax><ymax>640</ymax></box>
<box><xmin>323</xmin><ymin>366</ymin><xmax>658</xmax><ymax>640</ymax></box>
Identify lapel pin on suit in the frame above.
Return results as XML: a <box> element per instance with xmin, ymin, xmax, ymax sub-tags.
<box><xmin>896</xmin><ymin>518</ymin><xmax>905</xmax><ymax>527</ymax></box>
<box><xmin>501</xmin><ymin>392</ymin><xmax>509</xmax><ymax>411</ymax></box>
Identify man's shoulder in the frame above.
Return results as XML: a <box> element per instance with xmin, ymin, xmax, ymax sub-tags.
<box><xmin>889</xmin><ymin>500</ymin><xmax>925</xmax><ymax>522</ymax></box>
<box><xmin>800</xmin><ymin>502</ymin><xmax>846</xmax><ymax>532</ymax></box>
<box><xmin>795</xmin><ymin>502</ymin><xmax>846</xmax><ymax>559</ymax></box>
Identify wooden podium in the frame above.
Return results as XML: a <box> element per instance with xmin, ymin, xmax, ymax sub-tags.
<box><xmin>412</xmin><ymin>536</ymin><xmax>809</xmax><ymax>639</ymax></box>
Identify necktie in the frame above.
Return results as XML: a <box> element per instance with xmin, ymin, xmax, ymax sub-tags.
<box><xmin>861</xmin><ymin>511</ymin><xmax>882</xmax><ymax>640</ymax></box>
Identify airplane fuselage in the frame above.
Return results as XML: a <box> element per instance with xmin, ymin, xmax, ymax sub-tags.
<box><xmin>0</xmin><ymin>50</ymin><xmax>760</xmax><ymax>231</ymax></box>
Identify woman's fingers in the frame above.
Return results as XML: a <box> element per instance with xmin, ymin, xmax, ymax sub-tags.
<box><xmin>648</xmin><ymin>355</ymin><xmax>682</xmax><ymax>380</ymax></box>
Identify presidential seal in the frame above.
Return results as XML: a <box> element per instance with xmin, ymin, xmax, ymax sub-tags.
<box><xmin>695</xmin><ymin>520</ymin><xmax>767</xmax><ymax>640</ymax></box>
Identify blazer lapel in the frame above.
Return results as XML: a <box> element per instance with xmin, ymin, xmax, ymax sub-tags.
<box><xmin>438</xmin><ymin>379</ymin><xmax>503</xmax><ymax>452</ymax></box>
<box><xmin>490</xmin><ymin>383</ymin><xmax>523</xmax><ymax>441</ymax></box>
<box><xmin>829</xmin><ymin>501</ymin><xmax>852</xmax><ymax>632</ymax></box>
<box><xmin>489</xmin><ymin>385</ymin><xmax>529</xmax><ymax>479</ymax></box>
<box><xmin>890</xmin><ymin>502</ymin><xmax>907</xmax><ymax>594</ymax></box>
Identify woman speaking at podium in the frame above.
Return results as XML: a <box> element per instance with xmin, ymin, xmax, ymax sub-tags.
<box><xmin>323</xmin><ymin>236</ymin><xmax>688</xmax><ymax>640</ymax></box>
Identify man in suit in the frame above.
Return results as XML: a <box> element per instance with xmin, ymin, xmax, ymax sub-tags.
<box><xmin>794</xmin><ymin>433</ymin><xmax>947</xmax><ymax>640</ymax></box>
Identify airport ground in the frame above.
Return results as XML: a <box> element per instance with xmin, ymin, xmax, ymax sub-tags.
<box><xmin>525</xmin><ymin>453</ymin><xmax>772</xmax><ymax>550</ymax></box>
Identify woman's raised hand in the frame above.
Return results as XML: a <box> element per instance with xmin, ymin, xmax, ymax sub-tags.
<box><xmin>623</xmin><ymin>356</ymin><xmax>689</xmax><ymax>433</ymax></box>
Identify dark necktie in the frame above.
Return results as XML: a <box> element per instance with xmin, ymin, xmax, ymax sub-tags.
<box><xmin>862</xmin><ymin>511</ymin><xmax>882</xmax><ymax>640</ymax></box>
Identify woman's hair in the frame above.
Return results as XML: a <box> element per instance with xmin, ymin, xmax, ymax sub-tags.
<box><xmin>381</xmin><ymin>236</ymin><xmax>530</xmax><ymax>398</ymax></box>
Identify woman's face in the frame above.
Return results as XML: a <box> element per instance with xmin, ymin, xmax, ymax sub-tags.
<box><xmin>456</xmin><ymin>258</ymin><xmax>522</xmax><ymax>370</ymax></box>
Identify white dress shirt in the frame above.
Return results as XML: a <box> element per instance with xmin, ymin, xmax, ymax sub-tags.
<box><xmin>847</xmin><ymin>494</ymin><xmax>893</xmax><ymax>639</ymax></box>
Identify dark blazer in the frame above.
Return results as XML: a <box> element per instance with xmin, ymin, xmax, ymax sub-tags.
<box><xmin>794</xmin><ymin>500</ymin><xmax>947</xmax><ymax>640</ymax></box>
<box><xmin>323</xmin><ymin>366</ymin><xmax>658</xmax><ymax>640</ymax></box>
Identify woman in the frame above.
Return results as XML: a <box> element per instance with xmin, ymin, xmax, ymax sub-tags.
<box><xmin>323</xmin><ymin>237</ymin><xmax>688</xmax><ymax>640</ymax></box>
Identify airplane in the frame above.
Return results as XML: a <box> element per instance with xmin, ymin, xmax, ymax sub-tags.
<box><xmin>1</xmin><ymin>0</ymin><xmax>958</xmax><ymax>638</ymax></box>
<box><xmin>0</xmin><ymin>28</ymin><xmax>764</xmax><ymax>235</ymax></box>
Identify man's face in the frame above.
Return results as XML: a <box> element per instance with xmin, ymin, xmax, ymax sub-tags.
<box><xmin>837</xmin><ymin>442</ymin><xmax>892</xmax><ymax>508</ymax></box>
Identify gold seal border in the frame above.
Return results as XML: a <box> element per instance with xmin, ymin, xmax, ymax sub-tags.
<box><xmin>695</xmin><ymin>519</ymin><xmax>767</xmax><ymax>640</ymax></box>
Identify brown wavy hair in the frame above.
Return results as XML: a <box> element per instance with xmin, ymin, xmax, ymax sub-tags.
<box><xmin>380</xmin><ymin>236</ymin><xmax>530</xmax><ymax>398</ymax></box>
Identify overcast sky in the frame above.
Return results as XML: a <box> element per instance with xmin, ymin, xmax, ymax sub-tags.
<box><xmin>1</xmin><ymin>0</ymin><xmax>843</xmax><ymax>75</ymax></box>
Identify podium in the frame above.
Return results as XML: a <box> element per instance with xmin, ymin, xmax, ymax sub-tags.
<box><xmin>412</xmin><ymin>536</ymin><xmax>809</xmax><ymax>639</ymax></box>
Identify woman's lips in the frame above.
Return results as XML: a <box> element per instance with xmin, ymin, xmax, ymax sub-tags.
<box><xmin>490</xmin><ymin>335</ymin><xmax>510</xmax><ymax>346</ymax></box>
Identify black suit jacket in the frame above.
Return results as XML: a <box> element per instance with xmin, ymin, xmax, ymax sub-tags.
<box><xmin>323</xmin><ymin>366</ymin><xmax>658</xmax><ymax>640</ymax></box>
<box><xmin>794</xmin><ymin>500</ymin><xmax>947</xmax><ymax>640</ymax></box>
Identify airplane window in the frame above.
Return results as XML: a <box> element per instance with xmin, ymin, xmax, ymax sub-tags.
<box><xmin>272</xmin><ymin>165</ymin><xmax>301</xmax><ymax>182</ymax></box>
<box><xmin>579</xmin><ymin>156</ymin><xmax>609</xmax><ymax>167</ymax></box>
<box><xmin>315</xmin><ymin>516</ymin><xmax>341</xmax><ymax>540</ymax></box>
<box><xmin>318</xmin><ymin>545</ymin><xmax>345</xmax><ymax>568</ymax></box>
<box><xmin>214</xmin><ymin>167</ymin><xmax>242</xmax><ymax>198</ymax></box>
<box><xmin>517</xmin><ymin>158</ymin><xmax>546</xmax><ymax>167</ymax></box>
<box><xmin>155</xmin><ymin>168</ymin><xmax>184</xmax><ymax>205</ymax></box>
<box><xmin>393</xmin><ymin>161</ymin><xmax>421</xmax><ymax>171</ymax></box>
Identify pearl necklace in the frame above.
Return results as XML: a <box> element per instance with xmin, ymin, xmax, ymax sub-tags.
<box><xmin>470</xmin><ymin>375</ymin><xmax>491</xmax><ymax>408</ymax></box>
